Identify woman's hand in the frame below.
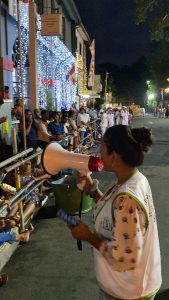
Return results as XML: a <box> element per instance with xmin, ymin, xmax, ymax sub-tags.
<box><xmin>76</xmin><ymin>172</ymin><xmax>94</xmax><ymax>194</ymax></box>
<box><xmin>68</xmin><ymin>220</ymin><xmax>92</xmax><ymax>242</ymax></box>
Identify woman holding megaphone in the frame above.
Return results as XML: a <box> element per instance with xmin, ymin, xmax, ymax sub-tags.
<box><xmin>68</xmin><ymin>125</ymin><xmax>161</xmax><ymax>300</ymax></box>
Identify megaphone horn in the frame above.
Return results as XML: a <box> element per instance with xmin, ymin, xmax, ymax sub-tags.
<box><xmin>41</xmin><ymin>142</ymin><xmax>103</xmax><ymax>175</ymax></box>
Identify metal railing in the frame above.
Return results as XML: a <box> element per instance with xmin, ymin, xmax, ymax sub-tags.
<box><xmin>0</xmin><ymin>149</ymin><xmax>44</xmax><ymax>231</ymax></box>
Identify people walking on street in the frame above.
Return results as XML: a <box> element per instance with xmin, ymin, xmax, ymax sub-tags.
<box><xmin>77</xmin><ymin>107</ymin><xmax>90</xmax><ymax>144</ymax></box>
<box><xmin>100</xmin><ymin>110</ymin><xmax>108</xmax><ymax>136</ymax></box>
<box><xmin>142</xmin><ymin>107</ymin><xmax>146</xmax><ymax>117</ymax></box>
<box><xmin>121</xmin><ymin>106</ymin><xmax>129</xmax><ymax>125</ymax></box>
<box><xmin>68</xmin><ymin>125</ymin><xmax>161</xmax><ymax>300</ymax></box>
<box><xmin>107</xmin><ymin>109</ymin><xmax>115</xmax><ymax>127</ymax></box>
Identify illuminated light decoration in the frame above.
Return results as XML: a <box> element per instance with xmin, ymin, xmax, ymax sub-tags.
<box><xmin>164</xmin><ymin>87</ymin><xmax>169</xmax><ymax>93</ymax></box>
<box><xmin>18</xmin><ymin>2</ymin><xmax>77</xmax><ymax>110</ymax></box>
<box><xmin>88</xmin><ymin>39</ymin><xmax>95</xmax><ymax>87</ymax></box>
<box><xmin>66</xmin><ymin>64</ymin><xmax>76</xmax><ymax>85</ymax></box>
<box><xmin>15</xmin><ymin>1</ymin><xmax>30</xmax><ymax>108</ymax></box>
<box><xmin>76</xmin><ymin>52</ymin><xmax>89</xmax><ymax>98</ymax></box>
<box><xmin>147</xmin><ymin>93</ymin><xmax>155</xmax><ymax>100</ymax></box>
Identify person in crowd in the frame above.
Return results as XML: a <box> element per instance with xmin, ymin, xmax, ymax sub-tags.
<box><xmin>0</xmin><ymin>86</ymin><xmax>10</xmax><ymax>100</ymax></box>
<box><xmin>100</xmin><ymin>110</ymin><xmax>108</xmax><ymax>136</ymax></box>
<box><xmin>121</xmin><ymin>106</ymin><xmax>129</xmax><ymax>125</ymax></box>
<box><xmin>115</xmin><ymin>108</ymin><xmax>123</xmax><ymax>125</ymax></box>
<box><xmin>107</xmin><ymin>109</ymin><xmax>115</xmax><ymax>128</ymax></box>
<box><xmin>68</xmin><ymin>111</ymin><xmax>77</xmax><ymax>133</ymax></box>
<box><xmin>48</xmin><ymin>111</ymin><xmax>65</xmax><ymax>139</ymax></box>
<box><xmin>19</xmin><ymin>161</ymin><xmax>42</xmax><ymax>220</ymax></box>
<box><xmin>37</xmin><ymin>110</ymin><xmax>57</xmax><ymax>149</ymax></box>
<box><xmin>19</xmin><ymin>109</ymin><xmax>38</xmax><ymax>150</ymax></box>
<box><xmin>68</xmin><ymin>125</ymin><xmax>161</xmax><ymax>300</ymax></box>
<box><xmin>89</xmin><ymin>107</ymin><xmax>98</xmax><ymax>121</ymax></box>
<box><xmin>68</xmin><ymin>111</ymin><xmax>78</xmax><ymax>151</ymax></box>
<box><xmin>33</xmin><ymin>108</ymin><xmax>41</xmax><ymax>125</ymax></box>
<box><xmin>70</xmin><ymin>103</ymin><xmax>78</xmax><ymax>114</ymax></box>
<box><xmin>62</xmin><ymin>116</ymin><xmax>70</xmax><ymax>135</ymax></box>
<box><xmin>77</xmin><ymin>107</ymin><xmax>89</xmax><ymax>144</ymax></box>
<box><xmin>0</xmin><ymin>220</ymin><xmax>34</xmax><ymax>244</ymax></box>
<box><xmin>13</xmin><ymin>99</ymin><xmax>23</xmax><ymax>120</ymax></box>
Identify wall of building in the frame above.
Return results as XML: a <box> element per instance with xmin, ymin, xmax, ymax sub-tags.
<box><xmin>0</xmin><ymin>1</ymin><xmax>17</xmax><ymax>96</ymax></box>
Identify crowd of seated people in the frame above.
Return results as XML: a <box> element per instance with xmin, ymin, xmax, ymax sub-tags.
<box><xmin>10</xmin><ymin>101</ymin><xmax>100</xmax><ymax>153</ymax></box>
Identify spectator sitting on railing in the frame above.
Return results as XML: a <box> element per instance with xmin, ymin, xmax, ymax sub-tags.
<box><xmin>4</xmin><ymin>161</ymin><xmax>43</xmax><ymax>223</ymax></box>
<box><xmin>0</xmin><ymin>161</ymin><xmax>42</xmax><ymax>228</ymax></box>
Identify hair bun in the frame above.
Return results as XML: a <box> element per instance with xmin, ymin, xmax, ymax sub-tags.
<box><xmin>131</xmin><ymin>127</ymin><xmax>152</xmax><ymax>152</ymax></box>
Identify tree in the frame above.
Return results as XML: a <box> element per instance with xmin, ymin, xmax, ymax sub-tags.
<box><xmin>46</xmin><ymin>89</ymin><xmax>54</xmax><ymax>110</ymax></box>
<box><xmin>148</xmin><ymin>41</ymin><xmax>169</xmax><ymax>88</ymax></box>
<box><xmin>98</xmin><ymin>57</ymin><xmax>149</xmax><ymax>106</ymax></box>
<box><xmin>135</xmin><ymin>0</ymin><xmax>169</xmax><ymax>41</ymax></box>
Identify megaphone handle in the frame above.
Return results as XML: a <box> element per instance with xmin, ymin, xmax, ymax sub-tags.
<box><xmin>76</xmin><ymin>191</ymin><xmax>84</xmax><ymax>251</ymax></box>
<box><xmin>77</xmin><ymin>239</ymin><xmax>82</xmax><ymax>251</ymax></box>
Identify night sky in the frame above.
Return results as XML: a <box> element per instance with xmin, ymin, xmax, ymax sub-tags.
<box><xmin>74</xmin><ymin>0</ymin><xmax>151</xmax><ymax>67</ymax></box>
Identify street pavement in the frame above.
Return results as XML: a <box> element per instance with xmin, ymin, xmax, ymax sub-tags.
<box><xmin>1</xmin><ymin>114</ymin><xmax>169</xmax><ymax>300</ymax></box>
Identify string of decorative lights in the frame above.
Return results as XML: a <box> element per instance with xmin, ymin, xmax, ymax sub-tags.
<box><xmin>18</xmin><ymin>2</ymin><xmax>77</xmax><ymax>111</ymax></box>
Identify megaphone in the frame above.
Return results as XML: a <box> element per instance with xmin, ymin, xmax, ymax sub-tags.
<box><xmin>42</xmin><ymin>142</ymin><xmax>103</xmax><ymax>176</ymax></box>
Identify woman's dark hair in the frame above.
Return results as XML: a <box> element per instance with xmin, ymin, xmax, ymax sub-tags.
<box><xmin>103</xmin><ymin>125</ymin><xmax>152</xmax><ymax>167</ymax></box>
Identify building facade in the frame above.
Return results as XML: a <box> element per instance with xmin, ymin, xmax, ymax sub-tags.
<box><xmin>0</xmin><ymin>0</ymin><xmax>92</xmax><ymax>111</ymax></box>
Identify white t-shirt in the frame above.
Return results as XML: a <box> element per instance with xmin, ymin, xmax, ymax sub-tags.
<box><xmin>107</xmin><ymin>113</ymin><xmax>114</xmax><ymax>127</ymax></box>
<box><xmin>77</xmin><ymin>113</ymin><xmax>89</xmax><ymax>131</ymax></box>
<box><xmin>101</xmin><ymin>112</ymin><xmax>108</xmax><ymax>127</ymax></box>
<box><xmin>121</xmin><ymin>110</ymin><xmax>129</xmax><ymax>125</ymax></box>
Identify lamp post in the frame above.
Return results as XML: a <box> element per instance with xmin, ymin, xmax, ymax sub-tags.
<box><xmin>104</xmin><ymin>72</ymin><xmax>108</xmax><ymax>108</ymax></box>
<box><xmin>161</xmin><ymin>88</ymin><xmax>164</xmax><ymax>108</ymax></box>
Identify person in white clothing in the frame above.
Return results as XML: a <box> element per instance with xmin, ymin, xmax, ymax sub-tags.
<box><xmin>68</xmin><ymin>125</ymin><xmax>161</xmax><ymax>300</ymax></box>
<box><xmin>115</xmin><ymin>109</ymin><xmax>122</xmax><ymax>125</ymax></box>
<box><xmin>142</xmin><ymin>107</ymin><xmax>146</xmax><ymax>117</ymax></box>
<box><xmin>107</xmin><ymin>110</ymin><xmax>115</xmax><ymax>127</ymax></box>
<box><xmin>100</xmin><ymin>111</ymin><xmax>108</xmax><ymax>136</ymax></box>
<box><xmin>121</xmin><ymin>107</ymin><xmax>129</xmax><ymax>125</ymax></box>
<box><xmin>77</xmin><ymin>107</ymin><xmax>89</xmax><ymax>144</ymax></box>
